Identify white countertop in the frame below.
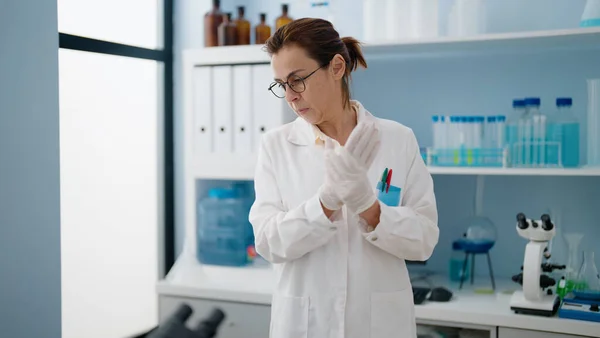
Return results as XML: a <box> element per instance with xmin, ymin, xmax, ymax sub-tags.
<box><xmin>157</xmin><ymin>255</ymin><xmax>600</xmax><ymax>337</ymax></box>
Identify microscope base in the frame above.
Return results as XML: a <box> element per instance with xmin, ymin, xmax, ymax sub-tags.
<box><xmin>510</xmin><ymin>291</ymin><xmax>560</xmax><ymax>317</ymax></box>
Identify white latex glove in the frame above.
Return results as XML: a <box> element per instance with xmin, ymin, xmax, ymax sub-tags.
<box><xmin>325</xmin><ymin>139</ymin><xmax>377</xmax><ymax>214</ymax></box>
<box><xmin>344</xmin><ymin>121</ymin><xmax>381</xmax><ymax>170</ymax></box>
<box><xmin>318</xmin><ymin>141</ymin><xmax>343</xmax><ymax>211</ymax></box>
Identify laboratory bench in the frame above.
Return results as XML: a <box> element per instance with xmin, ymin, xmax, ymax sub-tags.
<box><xmin>156</xmin><ymin>257</ymin><xmax>600</xmax><ymax>338</ymax></box>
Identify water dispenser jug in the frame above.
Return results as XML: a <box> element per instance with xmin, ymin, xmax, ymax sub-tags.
<box><xmin>197</xmin><ymin>187</ymin><xmax>255</xmax><ymax>266</ymax></box>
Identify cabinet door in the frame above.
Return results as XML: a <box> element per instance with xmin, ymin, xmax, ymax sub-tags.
<box><xmin>498</xmin><ymin>327</ymin><xmax>589</xmax><ymax>338</ymax></box>
<box><xmin>159</xmin><ymin>296</ymin><xmax>271</xmax><ymax>338</ymax></box>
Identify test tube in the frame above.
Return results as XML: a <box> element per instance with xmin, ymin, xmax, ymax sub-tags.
<box><xmin>496</xmin><ymin>115</ymin><xmax>506</xmax><ymax>148</ymax></box>
<box><xmin>439</xmin><ymin>116</ymin><xmax>447</xmax><ymax>148</ymax></box>
<box><xmin>588</xmin><ymin>79</ymin><xmax>600</xmax><ymax>166</ymax></box>
<box><xmin>432</xmin><ymin>115</ymin><xmax>440</xmax><ymax>149</ymax></box>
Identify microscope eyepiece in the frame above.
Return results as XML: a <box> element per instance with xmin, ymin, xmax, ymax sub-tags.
<box><xmin>540</xmin><ymin>214</ymin><xmax>554</xmax><ymax>231</ymax></box>
<box><xmin>516</xmin><ymin>213</ymin><xmax>528</xmax><ymax>229</ymax></box>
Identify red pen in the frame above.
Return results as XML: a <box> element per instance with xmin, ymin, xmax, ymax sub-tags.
<box><xmin>385</xmin><ymin>169</ymin><xmax>392</xmax><ymax>193</ymax></box>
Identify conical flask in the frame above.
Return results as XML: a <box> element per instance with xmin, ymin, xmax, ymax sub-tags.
<box><xmin>564</xmin><ymin>233</ymin><xmax>583</xmax><ymax>292</ymax></box>
<box><xmin>576</xmin><ymin>251</ymin><xmax>600</xmax><ymax>292</ymax></box>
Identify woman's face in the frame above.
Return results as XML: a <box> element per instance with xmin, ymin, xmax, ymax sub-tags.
<box><xmin>271</xmin><ymin>45</ymin><xmax>341</xmax><ymax>125</ymax></box>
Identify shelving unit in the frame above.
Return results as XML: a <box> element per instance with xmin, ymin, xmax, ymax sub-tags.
<box><xmin>185</xmin><ymin>26</ymin><xmax>600</xmax><ymax>180</ymax></box>
<box><xmin>160</xmin><ymin>26</ymin><xmax>600</xmax><ymax>338</ymax></box>
<box><xmin>181</xmin><ymin>26</ymin><xmax>600</xmax><ymax>268</ymax></box>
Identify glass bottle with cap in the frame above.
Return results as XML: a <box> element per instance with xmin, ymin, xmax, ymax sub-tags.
<box><xmin>218</xmin><ymin>12</ymin><xmax>238</xmax><ymax>46</ymax></box>
<box><xmin>276</xmin><ymin>4</ymin><xmax>293</xmax><ymax>30</ymax></box>
<box><xmin>557</xmin><ymin>97</ymin><xmax>580</xmax><ymax>168</ymax></box>
<box><xmin>255</xmin><ymin>13</ymin><xmax>271</xmax><ymax>44</ymax></box>
<box><xmin>204</xmin><ymin>0</ymin><xmax>224</xmax><ymax>47</ymax></box>
<box><xmin>234</xmin><ymin>6</ymin><xmax>250</xmax><ymax>45</ymax></box>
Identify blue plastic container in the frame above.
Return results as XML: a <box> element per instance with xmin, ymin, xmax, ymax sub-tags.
<box><xmin>197</xmin><ymin>187</ymin><xmax>255</xmax><ymax>267</ymax></box>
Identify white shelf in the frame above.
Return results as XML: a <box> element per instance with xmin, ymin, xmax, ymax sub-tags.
<box><xmin>362</xmin><ymin>27</ymin><xmax>600</xmax><ymax>60</ymax></box>
<box><xmin>427</xmin><ymin>167</ymin><xmax>600</xmax><ymax>176</ymax></box>
<box><xmin>183</xmin><ymin>27</ymin><xmax>600</xmax><ymax>66</ymax></box>
<box><xmin>194</xmin><ymin>153</ymin><xmax>258</xmax><ymax>181</ymax></box>
<box><xmin>193</xmin><ymin>154</ymin><xmax>600</xmax><ymax>180</ymax></box>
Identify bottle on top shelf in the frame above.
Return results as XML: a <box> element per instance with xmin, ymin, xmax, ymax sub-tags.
<box><xmin>255</xmin><ymin>13</ymin><xmax>271</xmax><ymax>44</ymax></box>
<box><xmin>276</xmin><ymin>4</ymin><xmax>293</xmax><ymax>30</ymax></box>
<box><xmin>204</xmin><ymin>0</ymin><xmax>224</xmax><ymax>47</ymax></box>
<box><xmin>218</xmin><ymin>12</ymin><xmax>238</xmax><ymax>46</ymax></box>
<box><xmin>235</xmin><ymin>6</ymin><xmax>250</xmax><ymax>45</ymax></box>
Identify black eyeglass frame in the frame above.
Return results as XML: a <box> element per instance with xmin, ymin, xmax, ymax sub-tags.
<box><xmin>268</xmin><ymin>62</ymin><xmax>329</xmax><ymax>98</ymax></box>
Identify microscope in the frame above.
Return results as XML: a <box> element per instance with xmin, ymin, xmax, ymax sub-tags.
<box><xmin>510</xmin><ymin>213</ymin><xmax>565</xmax><ymax>317</ymax></box>
<box><xmin>137</xmin><ymin>304</ymin><xmax>225</xmax><ymax>338</ymax></box>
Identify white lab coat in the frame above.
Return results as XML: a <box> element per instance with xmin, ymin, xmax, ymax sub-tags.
<box><xmin>249</xmin><ymin>100</ymin><xmax>439</xmax><ymax>338</ymax></box>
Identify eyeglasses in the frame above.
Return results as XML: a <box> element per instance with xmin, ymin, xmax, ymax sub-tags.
<box><xmin>268</xmin><ymin>64</ymin><xmax>327</xmax><ymax>98</ymax></box>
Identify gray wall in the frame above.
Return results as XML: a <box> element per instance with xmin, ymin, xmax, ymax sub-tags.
<box><xmin>0</xmin><ymin>1</ymin><xmax>62</xmax><ymax>337</ymax></box>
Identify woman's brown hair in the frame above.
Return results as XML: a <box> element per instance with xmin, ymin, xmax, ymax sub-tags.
<box><xmin>264</xmin><ymin>18</ymin><xmax>367</xmax><ymax>108</ymax></box>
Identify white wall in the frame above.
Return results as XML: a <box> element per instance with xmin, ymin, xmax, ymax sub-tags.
<box><xmin>0</xmin><ymin>1</ymin><xmax>62</xmax><ymax>337</ymax></box>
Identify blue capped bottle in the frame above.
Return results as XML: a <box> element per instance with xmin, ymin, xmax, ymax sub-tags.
<box><xmin>556</xmin><ymin>98</ymin><xmax>580</xmax><ymax>167</ymax></box>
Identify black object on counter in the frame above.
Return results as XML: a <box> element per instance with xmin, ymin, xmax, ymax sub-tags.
<box><xmin>131</xmin><ymin>304</ymin><xmax>226</xmax><ymax>338</ymax></box>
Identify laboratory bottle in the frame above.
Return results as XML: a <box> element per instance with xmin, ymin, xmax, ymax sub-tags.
<box><xmin>234</xmin><ymin>6</ymin><xmax>250</xmax><ymax>45</ymax></box>
<box><xmin>581</xmin><ymin>0</ymin><xmax>600</xmax><ymax>27</ymax></box>
<box><xmin>255</xmin><ymin>13</ymin><xmax>271</xmax><ymax>44</ymax></box>
<box><xmin>432</xmin><ymin>115</ymin><xmax>439</xmax><ymax>149</ymax></box>
<box><xmin>204</xmin><ymin>0</ymin><xmax>224</xmax><ymax>47</ymax></box>
<box><xmin>486</xmin><ymin>116</ymin><xmax>496</xmax><ymax>149</ymax></box>
<box><xmin>517</xmin><ymin>98</ymin><xmax>537</xmax><ymax>167</ymax></box>
<box><xmin>506</xmin><ymin>99</ymin><xmax>524</xmax><ymax>166</ymax></box>
<box><xmin>474</xmin><ymin>116</ymin><xmax>484</xmax><ymax>148</ymax></box>
<box><xmin>432</xmin><ymin>115</ymin><xmax>444</xmax><ymax>149</ymax></box>
<box><xmin>557</xmin><ymin>98</ymin><xmax>580</xmax><ymax>167</ymax></box>
<box><xmin>546</xmin><ymin>101</ymin><xmax>561</xmax><ymax>167</ymax></box>
<box><xmin>525</xmin><ymin>98</ymin><xmax>545</xmax><ymax>167</ymax></box>
<box><xmin>496</xmin><ymin>115</ymin><xmax>506</xmax><ymax>148</ymax></box>
<box><xmin>275</xmin><ymin>4</ymin><xmax>293</xmax><ymax>30</ymax></box>
<box><xmin>588</xmin><ymin>79</ymin><xmax>600</xmax><ymax>166</ymax></box>
<box><xmin>218</xmin><ymin>13</ymin><xmax>238</xmax><ymax>46</ymax></box>
<box><xmin>449</xmin><ymin>240</ymin><xmax>469</xmax><ymax>282</ymax></box>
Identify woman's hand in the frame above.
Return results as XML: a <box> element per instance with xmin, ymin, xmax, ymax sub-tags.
<box><xmin>318</xmin><ymin>142</ymin><xmax>344</xmax><ymax>214</ymax></box>
<box><xmin>344</xmin><ymin>121</ymin><xmax>381</xmax><ymax>170</ymax></box>
<box><xmin>324</xmin><ymin>140</ymin><xmax>377</xmax><ymax>215</ymax></box>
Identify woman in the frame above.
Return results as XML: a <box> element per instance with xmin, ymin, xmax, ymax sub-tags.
<box><xmin>249</xmin><ymin>18</ymin><xmax>439</xmax><ymax>338</ymax></box>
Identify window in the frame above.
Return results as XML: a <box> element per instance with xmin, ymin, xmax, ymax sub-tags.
<box><xmin>58</xmin><ymin>1</ymin><xmax>173</xmax><ymax>337</ymax></box>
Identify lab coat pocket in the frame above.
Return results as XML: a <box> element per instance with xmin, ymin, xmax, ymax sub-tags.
<box><xmin>270</xmin><ymin>295</ymin><xmax>309</xmax><ymax>338</ymax></box>
<box><xmin>370</xmin><ymin>288</ymin><xmax>416</xmax><ymax>338</ymax></box>
<box><xmin>376</xmin><ymin>182</ymin><xmax>402</xmax><ymax>207</ymax></box>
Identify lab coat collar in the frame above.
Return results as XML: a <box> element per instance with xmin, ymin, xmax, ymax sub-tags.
<box><xmin>287</xmin><ymin>100</ymin><xmax>376</xmax><ymax>146</ymax></box>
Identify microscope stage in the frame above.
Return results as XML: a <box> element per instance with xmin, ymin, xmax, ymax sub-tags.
<box><xmin>510</xmin><ymin>290</ymin><xmax>561</xmax><ymax>317</ymax></box>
